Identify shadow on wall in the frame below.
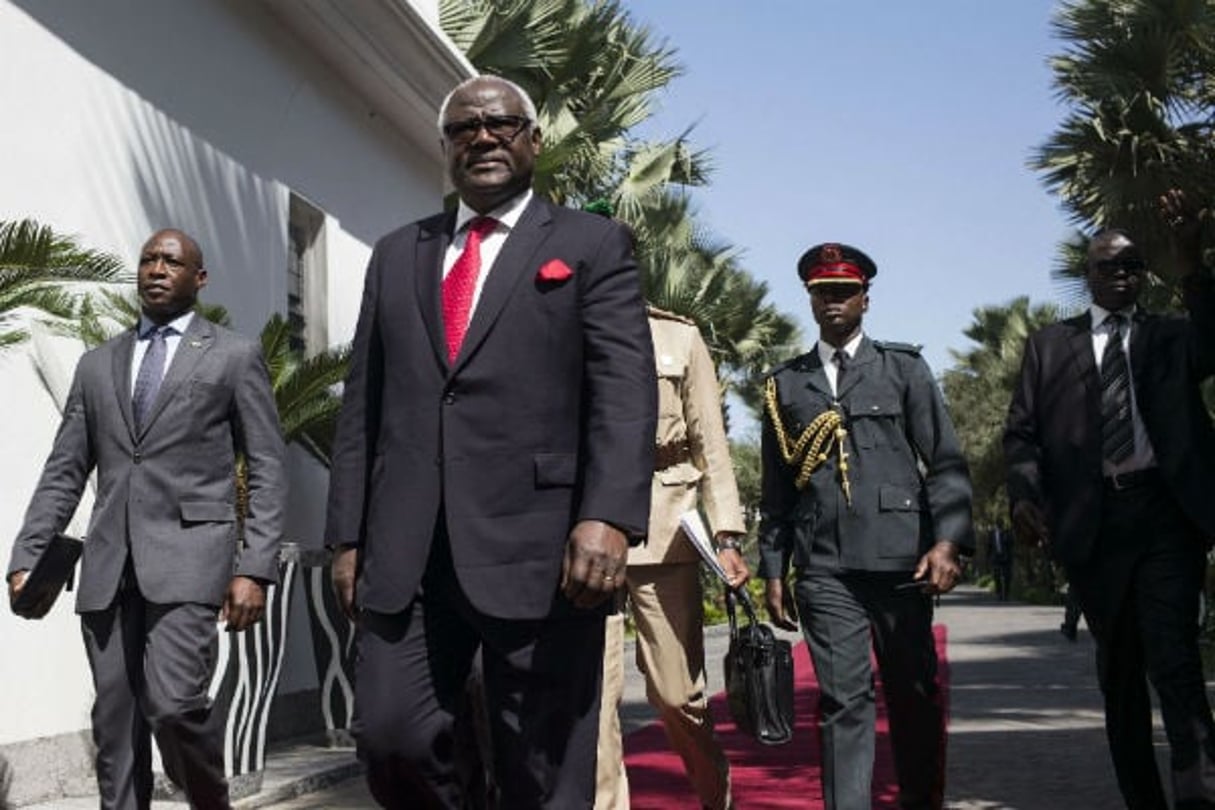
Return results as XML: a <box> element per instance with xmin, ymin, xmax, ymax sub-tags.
<box><xmin>0</xmin><ymin>752</ymin><xmax>13</xmax><ymax>810</ymax></box>
<box><xmin>97</xmin><ymin>85</ymin><xmax>287</xmax><ymax>335</ymax></box>
<box><xmin>11</xmin><ymin>0</ymin><xmax>437</xmax><ymax>249</ymax></box>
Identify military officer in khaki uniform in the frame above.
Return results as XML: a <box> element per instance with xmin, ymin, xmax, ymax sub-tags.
<box><xmin>595</xmin><ymin>306</ymin><xmax>749</xmax><ymax>810</ymax></box>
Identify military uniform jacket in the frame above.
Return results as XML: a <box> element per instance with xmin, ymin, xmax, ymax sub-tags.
<box><xmin>630</xmin><ymin>309</ymin><xmax>745</xmax><ymax>566</ymax></box>
<box><xmin>758</xmin><ymin>337</ymin><xmax>974</xmax><ymax>578</ymax></box>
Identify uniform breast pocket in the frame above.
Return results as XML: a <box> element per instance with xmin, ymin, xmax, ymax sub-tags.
<box><xmin>847</xmin><ymin>396</ymin><xmax>902</xmax><ymax>448</ymax></box>
<box><xmin>876</xmin><ymin>483</ymin><xmax>923</xmax><ymax>557</ymax></box>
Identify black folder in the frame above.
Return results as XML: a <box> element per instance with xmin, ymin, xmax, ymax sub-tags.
<box><xmin>10</xmin><ymin>533</ymin><xmax>83</xmax><ymax>618</ymax></box>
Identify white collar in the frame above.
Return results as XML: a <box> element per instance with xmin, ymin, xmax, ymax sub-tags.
<box><xmin>454</xmin><ymin>189</ymin><xmax>533</xmax><ymax>235</ymax></box>
<box><xmin>816</xmin><ymin>332</ymin><xmax>864</xmax><ymax>366</ymax></box>
<box><xmin>138</xmin><ymin>309</ymin><xmax>195</xmax><ymax>338</ymax></box>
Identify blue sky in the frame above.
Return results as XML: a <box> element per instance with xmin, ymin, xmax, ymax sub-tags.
<box><xmin>623</xmin><ymin>1</ymin><xmax>1076</xmax><ymax>379</ymax></box>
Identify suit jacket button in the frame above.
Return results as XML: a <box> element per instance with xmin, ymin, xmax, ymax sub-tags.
<box><xmin>133</xmin><ymin>452</ymin><xmax>143</xmax><ymax>464</ymax></box>
<box><xmin>443</xmin><ymin>392</ymin><xmax>455</xmax><ymax>405</ymax></box>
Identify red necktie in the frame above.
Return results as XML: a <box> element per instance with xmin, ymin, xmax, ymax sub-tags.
<box><xmin>442</xmin><ymin>216</ymin><xmax>498</xmax><ymax>363</ymax></box>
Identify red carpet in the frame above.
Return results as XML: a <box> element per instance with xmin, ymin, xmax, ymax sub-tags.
<box><xmin>623</xmin><ymin>625</ymin><xmax>949</xmax><ymax>809</ymax></box>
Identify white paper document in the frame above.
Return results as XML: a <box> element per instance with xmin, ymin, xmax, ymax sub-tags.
<box><xmin>679</xmin><ymin>509</ymin><xmax>731</xmax><ymax>585</ymax></box>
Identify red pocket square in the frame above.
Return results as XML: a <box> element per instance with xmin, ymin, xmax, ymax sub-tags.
<box><xmin>536</xmin><ymin>259</ymin><xmax>574</xmax><ymax>282</ymax></box>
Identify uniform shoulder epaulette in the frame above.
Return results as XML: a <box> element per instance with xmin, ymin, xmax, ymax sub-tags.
<box><xmin>646</xmin><ymin>305</ymin><xmax>696</xmax><ymax>326</ymax></box>
<box><xmin>767</xmin><ymin>351</ymin><xmax>815</xmax><ymax>377</ymax></box>
<box><xmin>872</xmin><ymin>340</ymin><xmax>922</xmax><ymax>356</ymax></box>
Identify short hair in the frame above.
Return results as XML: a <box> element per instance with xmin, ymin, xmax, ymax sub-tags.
<box><xmin>436</xmin><ymin>75</ymin><xmax>539</xmax><ymax>133</ymax></box>
<box><xmin>146</xmin><ymin>228</ymin><xmax>204</xmax><ymax>268</ymax></box>
<box><xmin>1086</xmin><ymin>228</ymin><xmax>1138</xmax><ymax>264</ymax></box>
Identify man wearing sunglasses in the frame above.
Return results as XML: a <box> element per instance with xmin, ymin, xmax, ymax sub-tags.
<box><xmin>325</xmin><ymin>75</ymin><xmax>656</xmax><ymax>809</ymax></box>
<box><xmin>1006</xmin><ymin>191</ymin><xmax>1215</xmax><ymax>809</ymax></box>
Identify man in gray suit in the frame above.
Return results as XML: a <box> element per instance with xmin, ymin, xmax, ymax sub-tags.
<box><xmin>6</xmin><ymin>229</ymin><xmax>286</xmax><ymax>810</ymax></box>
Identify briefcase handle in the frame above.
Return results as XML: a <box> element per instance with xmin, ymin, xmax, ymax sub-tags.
<box><xmin>725</xmin><ymin>587</ymin><xmax>760</xmax><ymax>639</ymax></box>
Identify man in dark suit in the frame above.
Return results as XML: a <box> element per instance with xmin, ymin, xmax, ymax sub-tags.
<box><xmin>1005</xmin><ymin>193</ymin><xmax>1215</xmax><ymax>809</ymax></box>
<box><xmin>325</xmin><ymin>76</ymin><xmax>657</xmax><ymax>809</ymax></box>
<box><xmin>760</xmin><ymin>243</ymin><xmax>973</xmax><ymax>810</ymax></box>
<box><xmin>7</xmin><ymin>228</ymin><xmax>286</xmax><ymax>810</ymax></box>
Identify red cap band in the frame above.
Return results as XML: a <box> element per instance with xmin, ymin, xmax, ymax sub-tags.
<box><xmin>806</xmin><ymin>261</ymin><xmax>866</xmax><ymax>285</ymax></box>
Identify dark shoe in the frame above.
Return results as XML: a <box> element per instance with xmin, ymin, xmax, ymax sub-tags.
<box><xmin>1060</xmin><ymin>622</ymin><xmax>1077</xmax><ymax>642</ymax></box>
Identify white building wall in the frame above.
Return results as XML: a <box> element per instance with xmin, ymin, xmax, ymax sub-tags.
<box><xmin>0</xmin><ymin>0</ymin><xmax>467</xmax><ymax>763</ymax></box>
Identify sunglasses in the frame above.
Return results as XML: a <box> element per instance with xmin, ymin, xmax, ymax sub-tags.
<box><xmin>1093</xmin><ymin>258</ymin><xmax>1146</xmax><ymax>275</ymax></box>
<box><xmin>442</xmin><ymin>114</ymin><xmax>532</xmax><ymax>146</ymax></box>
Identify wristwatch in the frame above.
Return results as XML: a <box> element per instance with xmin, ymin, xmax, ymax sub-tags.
<box><xmin>715</xmin><ymin>535</ymin><xmax>744</xmax><ymax>553</ymax></box>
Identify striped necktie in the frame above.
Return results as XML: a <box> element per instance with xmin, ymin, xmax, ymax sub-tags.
<box><xmin>1100</xmin><ymin>314</ymin><xmax>1134</xmax><ymax>464</ymax></box>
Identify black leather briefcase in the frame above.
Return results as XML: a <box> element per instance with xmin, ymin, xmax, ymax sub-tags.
<box><xmin>723</xmin><ymin>588</ymin><xmax>795</xmax><ymax>745</ymax></box>
<box><xmin>10</xmin><ymin>532</ymin><xmax>83</xmax><ymax>618</ymax></box>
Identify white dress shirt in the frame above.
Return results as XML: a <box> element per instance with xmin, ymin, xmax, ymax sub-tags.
<box><xmin>130</xmin><ymin>310</ymin><xmax>196</xmax><ymax>396</ymax></box>
<box><xmin>443</xmin><ymin>189</ymin><xmax>534</xmax><ymax>317</ymax></box>
<box><xmin>815</xmin><ymin>332</ymin><xmax>864</xmax><ymax>397</ymax></box>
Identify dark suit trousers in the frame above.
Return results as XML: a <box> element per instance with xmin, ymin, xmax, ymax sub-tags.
<box><xmin>81</xmin><ymin>572</ymin><xmax>227</xmax><ymax>810</ymax></box>
<box><xmin>1068</xmin><ymin>481</ymin><xmax>1215</xmax><ymax>810</ymax></box>
<box><xmin>794</xmin><ymin>572</ymin><xmax>945</xmax><ymax>810</ymax></box>
<box><xmin>353</xmin><ymin>530</ymin><xmax>606</xmax><ymax>809</ymax></box>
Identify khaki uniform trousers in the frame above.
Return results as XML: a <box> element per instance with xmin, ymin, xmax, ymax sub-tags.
<box><xmin>595</xmin><ymin>562</ymin><xmax>731</xmax><ymax>810</ymax></box>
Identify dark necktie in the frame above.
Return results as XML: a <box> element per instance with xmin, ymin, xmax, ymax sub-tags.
<box><xmin>1100</xmin><ymin>314</ymin><xmax>1134</xmax><ymax>464</ymax></box>
<box><xmin>833</xmin><ymin>349</ymin><xmax>848</xmax><ymax>393</ymax></box>
<box><xmin>442</xmin><ymin>216</ymin><xmax>498</xmax><ymax>363</ymax></box>
<box><xmin>133</xmin><ymin>326</ymin><xmax>170</xmax><ymax>431</ymax></box>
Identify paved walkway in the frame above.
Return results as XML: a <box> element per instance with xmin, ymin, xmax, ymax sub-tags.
<box><xmin>31</xmin><ymin>586</ymin><xmax>1175</xmax><ymax>809</ymax></box>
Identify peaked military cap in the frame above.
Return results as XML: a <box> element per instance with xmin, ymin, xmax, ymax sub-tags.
<box><xmin>798</xmin><ymin>242</ymin><xmax>878</xmax><ymax>287</ymax></box>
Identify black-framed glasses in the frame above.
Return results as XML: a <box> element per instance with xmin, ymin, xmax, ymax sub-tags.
<box><xmin>442</xmin><ymin>114</ymin><xmax>532</xmax><ymax>145</ymax></box>
<box><xmin>1093</xmin><ymin>258</ymin><xmax>1146</xmax><ymax>275</ymax></box>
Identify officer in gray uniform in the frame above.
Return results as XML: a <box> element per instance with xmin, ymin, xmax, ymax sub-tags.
<box><xmin>759</xmin><ymin>243</ymin><xmax>974</xmax><ymax>810</ymax></box>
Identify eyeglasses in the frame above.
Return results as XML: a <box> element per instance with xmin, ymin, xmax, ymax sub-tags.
<box><xmin>442</xmin><ymin>114</ymin><xmax>532</xmax><ymax>146</ymax></box>
<box><xmin>1093</xmin><ymin>258</ymin><xmax>1146</xmax><ymax>275</ymax></box>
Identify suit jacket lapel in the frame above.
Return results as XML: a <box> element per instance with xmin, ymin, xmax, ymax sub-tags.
<box><xmin>1064</xmin><ymin>312</ymin><xmax>1101</xmax><ymax>430</ymax></box>
<box><xmin>797</xmin><ymin>351</ymin><xmax>832</xmax><ymax>399</ymax></box>
<box><xmin>137</xmin><ymin>315</ymin><xmax>214</xmax><ymax>438</ymax></box>
<box><xmin>415</xmin><ymin>212</ymin><xmax>453</xmax><ymax>370</ymax></box>
<box><xmin>452</xmin><ymin>197</ymin><xmax>552</xmax><ymax>373</ymax></box>
<box><xmin>1129</xmin><ymin>310</ymin><xmax>1150</xmax><ymax>391</ymax></box>
<box><xmin>112</xmin><ymin>328</ymin><xmax>138</xmax><ymax>440</ymax></box>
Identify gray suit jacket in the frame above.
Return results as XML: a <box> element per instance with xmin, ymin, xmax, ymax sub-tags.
<box><xmin>8</xmin><ymin>314</ymin><xmax>286</xmax><ymax>612</ymax></box>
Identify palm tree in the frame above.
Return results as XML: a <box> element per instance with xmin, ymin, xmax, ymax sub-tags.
<box><xmin>440</xmin><ymin>0</ymin><xmax>801</xmax><ymax>418</ymax></box>
<box><xmin>441</xmin><ymin>0</ymin><xmax>683</xmax><ymax>206</ymax></box>
<box><xmin>74</xmin><ymin>295</ymin><xmax>348</xmax><ymax>465</ymax></box>
<box><xmin>257</xmin><ymin>314</ymin><xmax>349</xmax><ymax>467</ymax></box>
<box><xmin>0</xmin><ymin>219</ymin><xmax>128</xmax><ymax>349</ymax></box>
<box><xmin>1032</xmin><ymin>0</ymin><xmax>1215</xmax><ymax>280</ymax></box>
<box><xmin>941</xmin><ymin>298</ymin><xmax>1060</xmax><ymax>527</ymax></box>
<box><xmin>941</xmin><ymin>298</ymin><xmax>1061</xmax><ymax>597</ymax></box>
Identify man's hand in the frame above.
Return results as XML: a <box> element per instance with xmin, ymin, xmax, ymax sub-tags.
<box><xmin>6</xmin><ymin>570</ymin><xmax>54</xmax><ymax>619</ymax></box>
<box><xmin>331</xmin><ymin>546</ymin><xmax>359</xmax><ymax>622</ymax></box>
<box><xmin>717</xmin><ymin>549</ymin><xmax>750</xmax><ymax>589</ymax></box>
<box><xmin>1011</xmin><ymin>500</ymin><xmax>1049</xmax><ymax>548</ymax></box>
<box><xmin>763</xmin><ymin>577</ymin><xmax>799</xmax><ymax>631</ymax></box>
<box><xmin>561</xmin><ymin>519</ymin><xmax>628</xmax><ymax>610</ymax></box>
<box><xmin>714</xmin><ymin>533</ymin><xmax>750</xmax><ymax>589</ymax></box>
<box><xmin>912</xmin><ymin>540</ymin><xmax>962</xmax><ymax>595</ymax></box>
<box><xmin>220</xmin><ymin>575</ymin><xmax>267</xmax><ymax>632</ymax></box>
<box><xmin>1159</xmin><ymin>188</ymin><xmax>1206</xmax><ymax>275</ymax></box>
